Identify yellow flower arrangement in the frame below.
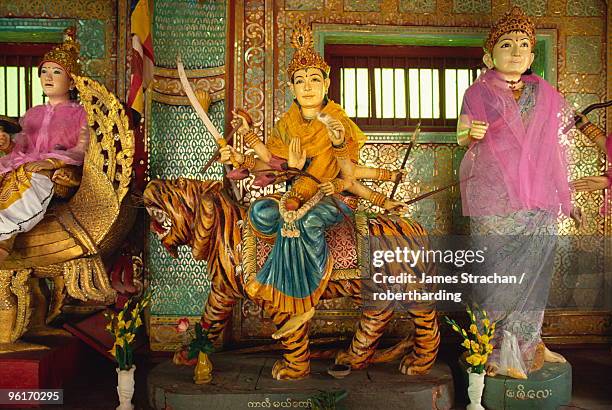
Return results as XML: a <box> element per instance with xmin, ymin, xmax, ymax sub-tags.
<box><xmin>445</xmin><ymin>305</ymin><xmax>497</xmax><ymax>374</ymax></box>
<box><xmin>104</xmin><ymin>290</ymin><xmax>151</xmax><ymax>370</ymax></box>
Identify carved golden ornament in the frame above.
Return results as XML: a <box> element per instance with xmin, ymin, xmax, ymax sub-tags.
<box><xmin>485</xmin><ymin>6</ymin><xmax>536</xmax><ymax>54</ymax></box>
<box><xmin>287</xmin><ymin>21</ymin><xmax>330</xmax><ymax>80</ymax></box>
<box><xmin>72</xmin><ymin>74</ymin><xmax>134</xmax><ymax>217</ymax></box>
<box><xmin>9</xmin><ymin>270</ymin><xmax>32</xmax><ymax>343</ymax></box>
<box><xmin>40</xmin><ymin>27</ymin><xmax>82</xmax><ymax>76</ymax></box>
<box><xmin>0</xmin><ymin>269</ymin><xmax>32</xmax><ymax>346</ymax></box>
<box><xmin>152</xmin><ymin>65</ymin><xmax>225</xmax><ymax>106</ymax></box>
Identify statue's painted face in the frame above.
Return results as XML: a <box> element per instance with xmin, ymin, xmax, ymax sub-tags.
<box><xmin>289</xmin><ymin>67</ymin><xmax>330</xmax><ymax>110</ymax></box>
<box><xmin>39</xmin><ymin>62</ymin><xmax>71</xmax><ymax>100</ymax></box>
<box><xmin>485</xmin><ymin>31</ymin><xmax>534</xmax><ymax>77</ymax></box>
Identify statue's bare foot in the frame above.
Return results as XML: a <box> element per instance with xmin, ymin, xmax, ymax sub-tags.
<box><xmin>543</xmin><ymin>345</ymin><xmax>566</xmax><ymax>363</ymax></box>
<box><xmin>485</xmin><ymin>363</ymin><xmax>499</xmax><ymax>377</ymax></box>
<box><xmin>272</xmin><ymin>307</ymin><xmax>314</xmax><ymax>340</ymax></box>
<box><xmin>487</xmin><ymin>362</ymin><xmax>527</xmax><ymax>379</ymax></box>
<box><xmin>272</xmin><ymin>358</ymin><xmax>309</xmax><ymax>380</ymax></box>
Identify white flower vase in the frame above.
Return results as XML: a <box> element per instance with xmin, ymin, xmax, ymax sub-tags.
<box><xmin>466</xmin><ymin>369</ymin><xmax>485</xmax><ymax>410</ymax></box>
<box><xmin>116</xmin><ymin>365</ymin><xmax>136</xmax><ymax>410</ymax></box>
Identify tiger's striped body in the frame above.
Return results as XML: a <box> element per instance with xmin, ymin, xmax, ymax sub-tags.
<box><xmin>144</xmin><ymin>178</ymin><xmax>439</xmax><ymax>380</ymax></box>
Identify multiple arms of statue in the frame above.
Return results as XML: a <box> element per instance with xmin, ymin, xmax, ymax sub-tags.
<box><xmin>314</xmin><ymin>114</ymin><xmax>408</xmax><ymax>211</ymax></box>
<box><xmin>218</xmin><ymin>110</ymin><xmax>409</xmax><ymax>212</ymax></box>
<box><xmin>571</xmin><ymin>115</ymin><xmax>610</xmax><ymax>193</ymax></box>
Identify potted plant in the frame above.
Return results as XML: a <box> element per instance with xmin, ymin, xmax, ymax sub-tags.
<box><xmin>104</xmin><ymin>290</ymin><xmax>151</xmax><ymax>410</ymax></box>
<box><xmin>445</xmin><ymin>305</ymin><xmax>497</xmax><ymax>410</ymax></box>
<box><xmin>175</xmin><ymin>317</ymin><xmax>215</xmax><ymax>384</ymax></box>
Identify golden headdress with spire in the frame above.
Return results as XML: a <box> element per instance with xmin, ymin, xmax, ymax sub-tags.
<box><xmin>287</xmin><ymin>21</ymin><xmax>330</xmax><ymax>80</ymax></box>
<box><xmin>39</xmin><ymin>27</ymin><xmax>81</xmax><ymax>76</ymax></box>
<box><xmin>484</xmin><ymin>6</ymin><xmax>536</xmax><ymax>54</ymax></box>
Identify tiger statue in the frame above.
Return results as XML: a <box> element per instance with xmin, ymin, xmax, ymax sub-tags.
<box><xmin>144</xmin><ymin>178</ymin><xmax>440</xmax><ymax>380</ymax></box>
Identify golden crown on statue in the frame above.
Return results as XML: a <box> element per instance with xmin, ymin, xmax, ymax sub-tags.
<box><xmin>286</xmin><ymin>21</ymin><xmax>330</xmax><ymax>80</ymax></box>
<box><xmin>39</xmin><ymin>27</ymin><xmax>82</xmax><ymax>76</ymax></box>
<box><xmin>484</xmin><ymin>6</ymin><xmax>536</xmax><ymax>54</ymax></box>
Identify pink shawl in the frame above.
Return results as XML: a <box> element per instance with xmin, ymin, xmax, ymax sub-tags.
<box><xmin>459</xmin><ymin>69</ymin><xmax>574</xmax><ymax>216</ymax></box>
<box><xmin>0</xmin><ymin>101</ymin><xmax>88</xmax><ymax>175</ymax></box>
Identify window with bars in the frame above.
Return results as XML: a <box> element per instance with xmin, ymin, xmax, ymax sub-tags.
<box><xmin>0</xmin><ymin>43</ymin><xmax>55</xmax><ymax>118</ymax></box>
<box><xmin>326</xmin><ymin>44</ymin><xmax>483</xmax><ymax>132</ymax></box>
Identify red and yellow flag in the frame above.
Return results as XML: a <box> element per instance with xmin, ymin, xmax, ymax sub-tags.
<box><xmin>127</xmin><ymin>0</ymin><xmax>154</xmax><ymax>119</ymax></box>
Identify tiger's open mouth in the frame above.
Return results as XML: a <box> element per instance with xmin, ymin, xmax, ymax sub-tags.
<box><xmin>146</xmin><ymin>206</ymin><xmax>172</xmax><ymax>240</ymax></box>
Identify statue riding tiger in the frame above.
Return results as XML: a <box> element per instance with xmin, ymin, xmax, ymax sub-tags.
<box><xmin>144</xmin><ymin>178</ymin><xmax>440</xmax><ymax>380</ymax></box>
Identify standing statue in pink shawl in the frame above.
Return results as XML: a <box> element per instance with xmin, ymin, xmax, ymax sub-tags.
<box><xmin>0</xmin><ymin>30</ymin><xmax>87</xmax><ymax>263</ymax></box>
<box><xmin>457</xmin><ymin>7</ymin><xmax>578</xmax><ymax>379</ymax></box>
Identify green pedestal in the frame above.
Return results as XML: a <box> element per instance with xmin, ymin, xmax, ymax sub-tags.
<box><xmin>460</xmin><ymin>360</ymin><xmax>572</xmax><ymax>410</ymax></box>
<box><xmin>150</xmin><ymin>353</ymin><xmax>455</xmax><ymax>410</ymax></box>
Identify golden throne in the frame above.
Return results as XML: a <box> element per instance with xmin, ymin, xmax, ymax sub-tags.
<box><xmin>0</xmin><ymin>75</ymin><xmax>136</xmax><ymax>352</ymax></box>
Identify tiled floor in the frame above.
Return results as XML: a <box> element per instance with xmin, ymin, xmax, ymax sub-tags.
<box><xmin>44</xmin><ymin>345</ymin><xmax>611</xmax><ymax>409</ymax></box>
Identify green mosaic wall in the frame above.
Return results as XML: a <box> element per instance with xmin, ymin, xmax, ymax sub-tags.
<box><xmin>512</xmin><ymin>0</ymin><xmax>547</xmax><ymax>17</ymax></box>
<box><xmin>344</xmin><ymin>0</ymin><xmax>382</xmax><ymax>12</ymax></box>
<box><xmin>285</xmin><ymin>0</ymin><xmax>324</xmax><ymax>11</ymax></box>
<box><xmin>399</xmin><ymin>0</ymin><xmax>437</xmax><ymax>14</ymax></box>
<box><xmin>452</xmin><ymin>0</ymin><xmax>491</xmax><ymax>14</ymax></box>
<box><xmin>153</xmin><ymin>0</ymin><xmax>226</xmax><ymax>69</ymax></box>
<box><xmin>149</xmin><ymin>0</ymin><xmax>227</xmax><ymax>316</ymax></box>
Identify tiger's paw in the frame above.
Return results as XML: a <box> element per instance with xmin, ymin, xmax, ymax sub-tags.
<box><xmin>272</xmin><ymin>358</ymin><xmax>310</xmax><ymax>380</ymax></box>
<box><xmin>335</xmin><ymin>349</ymin><xmax>370</xmax><ymax>370</ymax></box>
<box><xmin>399</xmin><ymin>353</ymin><xmax>432</xmax><ymax>375</ymax></box>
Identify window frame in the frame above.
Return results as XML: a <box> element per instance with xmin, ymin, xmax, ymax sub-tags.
<box><xmin>326</xmin><ymin>44</ymin><xmax>484</xmax><ymax>133</ymax></box>
<box><xmin>0</xmin><ymin>43</ymin><xmax>55</xmax><ymax>117</ymax></box>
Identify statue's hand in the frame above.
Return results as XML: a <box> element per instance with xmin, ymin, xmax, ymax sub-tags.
<box><xmin>384</xmin><ymin>199</ymin><xmax>409</xmax><ymax>213</ymax></box>
<box><xmin>218</xmin><ymin>145</ymin><xmax>244</xmax><ymax>166</ymax></box>
<box><xmin>318</xmin><ymin>178</ymin><xmax>350</xmax><ymax>195</ymax></box>
<box><xmin>0</xmin><ymin>130</ymin><xmax>10</xmax><ymax>151</ymax></box>
<box><xmin>195</xmin><ymin>89</ymin><xmax>212</xmax><ymax>112</ymax></box>
<box><xmin>318</xmin><ymin>113</ymin><xmax>345</xmax><ymax>146</ymax></box>
<box><xmin>24</xmin><ymin>160</ymin><xmax>55</xmax><ymax>173</ymax></box>
<box><xmin>318</xmin><ymin>181</ymin><xmax>335</xmax><ymax>196</ymax></box>
<box><xmin>231</xmin><ymin>109</ymin><xmax>251</xmax><ymax>137</ymax></box>
<box><xmin>391</xmin><ymin>169</ymin><xmax>407</xmax><ymax>183</ymax></box>
<box><xmin>287</xmin><ymin>138</ymin><xmax>306</xmax><ymax>169</ymax></box>
<box><xmin>52</xmin><ymin>167</ymin><xmax>81</xmax><ymax>187</ymax></box>
<box><xmin>575</xmin><ymin>113</ymin><xmax>589</xmax><ymax>129</ymax></box>
<box><xmin>570</xmin><ymin>205</ymin><xmax>585</xmax><ymax>229</ymax></box>
<box><xmin>571</xmin><ymin>175</ymin><xmax>609</xmax><ymax>192</ymax></box>
<box><xmin>469</xmin><ymin>120</ymin><xmax>489</xmax><ymax>141</ymax></box>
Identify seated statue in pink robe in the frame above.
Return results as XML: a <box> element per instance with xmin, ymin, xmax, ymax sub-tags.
<box><xmin>0</xmin><ymin>32</ymin><xmax>87</xmax><ymax>262</ymax></box>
